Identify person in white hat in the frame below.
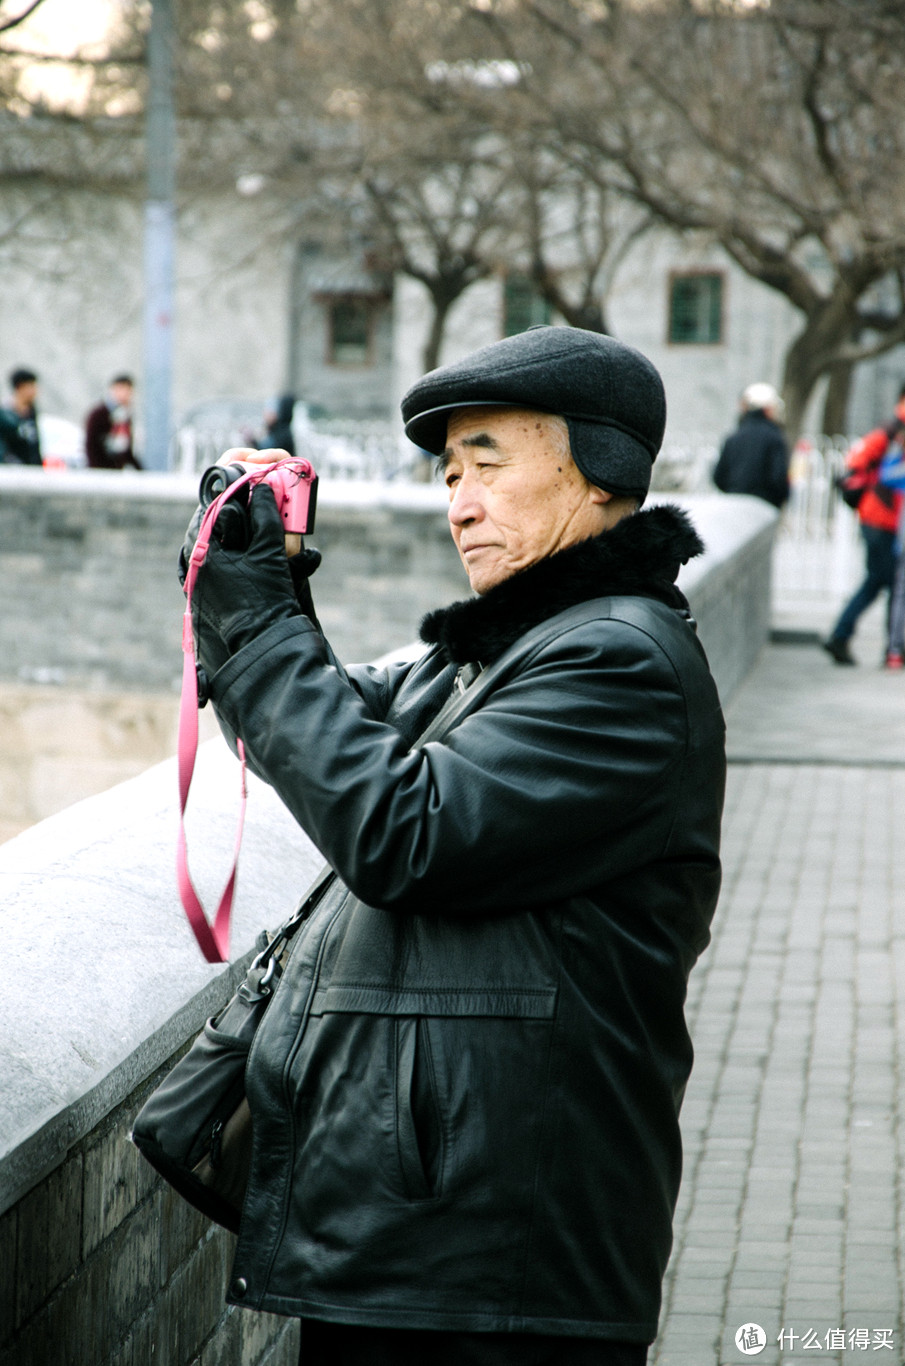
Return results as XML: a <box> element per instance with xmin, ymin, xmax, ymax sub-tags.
<box><xmin>713</xmin><ymin>382</ymin><xmax>790</xmax><ymax>508</ymax></box>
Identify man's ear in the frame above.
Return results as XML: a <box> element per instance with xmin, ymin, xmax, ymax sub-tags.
<box><xmin>588</xmin><ymin>484</ymin><xmax>613</xmax><ymax>506</ymax></box>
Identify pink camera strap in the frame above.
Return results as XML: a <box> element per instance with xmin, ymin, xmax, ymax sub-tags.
<box><xmin>176</xmin><ymin>470</ymin><xmax>261</xmax><ymax>964</ymax></box>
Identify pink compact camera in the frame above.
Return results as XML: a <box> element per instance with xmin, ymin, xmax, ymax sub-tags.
<box><xmin>198</xmin><ymin>456</ymin><xmax>318</xmax><ymax>537</ymax></box>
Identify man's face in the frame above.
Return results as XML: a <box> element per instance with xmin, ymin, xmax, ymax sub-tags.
<box><xmin>13</xmin><ymin>381</ymin><xmax>37</xmax><ymax>412</ymax></box>
<box><xmin>443</xmin><ymin>406</ymin><xmax>613</xmax><ymax>595</ymax></box>
<box><xmin>110</xmin><ymin>381</ymin><xmax>133</xmax><ymax>408</ymax></box>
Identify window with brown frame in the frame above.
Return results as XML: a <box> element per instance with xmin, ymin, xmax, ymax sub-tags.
<box><xmin>668</xmin><ymin>272</ymin><xmax>724</xmax><ymax>345</ymax></box>
<box><xmin>503</xmin><ymin>272</ymin><xmax>552</xmax><ymax>336</ymax></box>
<box><xmin>327</xmin><ymin>296</ymin><xmax>376</xmax><ymax>365</ymax></box>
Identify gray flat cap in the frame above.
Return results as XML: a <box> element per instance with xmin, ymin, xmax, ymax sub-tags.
<box><xmin>401</xmin><ymin>325</ymin><xmax>666</xmax><ymax>499</ymax></box>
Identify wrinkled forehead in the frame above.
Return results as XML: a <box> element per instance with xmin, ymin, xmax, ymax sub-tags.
<box><xmin>442</xmin><ymin>405</ymin><xmax>565</xmax><ymax>455</ymax></box>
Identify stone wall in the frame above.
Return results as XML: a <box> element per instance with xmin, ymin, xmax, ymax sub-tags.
<box><xmin>0</xmin><ymin>746</ymin><xmax>323</xmax><ymax>1366</ymax></box>
<box><xmin>0</xmin><ymin>1066</ymin><xmax>299</xmax><ymax>1366</ymax></box>
<box><xmin>0</xmin><ymin>469</ymin><xmax>772</xmax><ymax>701</ymax></box>
<box><xmin>0</xmin><ymin>466</ymin><xmax>466</xmax><ymax>840</ymax></box>
<box><xmin>0</xmin><ymin>466</ymin><xmax>467</xmax><ymax>693</ymax></box>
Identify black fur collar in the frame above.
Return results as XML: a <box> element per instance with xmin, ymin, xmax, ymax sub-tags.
<box><xmin>419</xmin><ymin>503</ymin><xmax>704</xmax><ymax>666</ymax></box>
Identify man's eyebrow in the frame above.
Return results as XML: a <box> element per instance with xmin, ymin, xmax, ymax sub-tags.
<box><xmin>440</xmin><ymin>431</ymin><xmax>501</xmax><ymax>466</ymax></box>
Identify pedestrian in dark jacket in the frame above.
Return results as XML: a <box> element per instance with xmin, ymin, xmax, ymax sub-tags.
<box><xmin>256</xmin><ymin>393</ymin><xmax>297</xmax><ymax>458</ymax></box>
<box><xmin>185</xmin><ymin>326</ymin><xmax>726</xmax><ymax>1365</ymax></box>
<box><xmin>0</xmin><ymin>368</ymin><xmax>42</xmax><ymax>466</ymax></box>
<box><xmin>713</xmin><ymin>382</ymin><xmax>790</xmax><ymax>508</ymax></box>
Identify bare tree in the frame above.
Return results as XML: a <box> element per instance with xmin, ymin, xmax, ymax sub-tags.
<box><xmin>491</xmin><ymin>139</ymin><xmax>656</xmax><ymax>334</ymax></box>
<box><xmin>12</xmin><ymin>0</ymin><xmax>905</xmax><ymax>438</ymax></box>
<box><xmin>361</xmin><ymin>151</ymin><xmax>511</xmax><ymax>373</ymax></box>
<box><xmin>0</xmin><ymin>1</ymin><xmax>46</xmax><ymax>36</ymax></box>
<box><xmin>461</xmin><ymin>0</ymin><xmax>905</xmax><ymax>437</ymax></box>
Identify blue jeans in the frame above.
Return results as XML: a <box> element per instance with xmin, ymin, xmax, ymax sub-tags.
<box><xmin>831</xmin><ymin>524</ymin><xmax>898</xmax><ymax>642</ymax></box>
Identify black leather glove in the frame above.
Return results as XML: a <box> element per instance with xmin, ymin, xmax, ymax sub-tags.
<box><xmin>287</xmin><ymin>546</ymin><xmax>322</xmax><ymax>628</ymax></box>
<box><xmin>192</xmin><ymin>483</ymin><xmax>303</xmax><ymax>656</ymax></box>
<box><xmin>177</xmin><ymin>504</ymin><xmax>203</xmax><ymax>587</ymax></box>
<box><xmin>178</xmin><ymin>499</ymin><xmax>253</xmax><ymax>587</ymax></box>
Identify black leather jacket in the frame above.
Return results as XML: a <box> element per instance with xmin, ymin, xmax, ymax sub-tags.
<box><xmin>207</xmin><ymin>505</ymin><xmax>726</xmax><ymax>1344</ymax></box>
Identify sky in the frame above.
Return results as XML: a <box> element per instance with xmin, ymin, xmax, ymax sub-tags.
<box><xmin>4</xmin><ymin>0</ymin><xmax>120</xmax><ymax>110</ymax></box>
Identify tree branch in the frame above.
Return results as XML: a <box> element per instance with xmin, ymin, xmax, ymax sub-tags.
<box><xmin>0</xmin><ymin>0</ymin><xmax>46</xmax><ymax>35</ymax></box>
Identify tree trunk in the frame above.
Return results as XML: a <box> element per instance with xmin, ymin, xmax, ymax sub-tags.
<box><xmin>780</xmin><ymin>303</ymin><xmax>860</xmax><ymax>445</ymax></box>
<box><xmin>557</xmin><ymin>298</ymin><xmax>608</xmax><ymax>333</ymax></box>
<box><xmin>530</xmin><ymin>260</ymin><xmax>609</xmax><ymax>334</ymax></box>
<box><xmin>779</xmin><ymin>346</ymin><xmax>817</xmax><ymax>448</ymax></box>
<box><xmin>821</xmin><ymin>362</ymin><xmax>855</xmax><ymax>439</ymax></box>
<box><xmin>421</xmin><ymin>292</ymin><xmax>455</xmax><ymax>374</ymax></box>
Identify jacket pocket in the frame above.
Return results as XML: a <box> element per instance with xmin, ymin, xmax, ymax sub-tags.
<box><xmin>307</xmin><ymin>987</ymin><xmax>558</xmax><ymax>1206</ymax></box>
<box><xmin>394</xmin><ymin>1017</ymin><xmax>443</xmax><ymax>1200</ymax></box>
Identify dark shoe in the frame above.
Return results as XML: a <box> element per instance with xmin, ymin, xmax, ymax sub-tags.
<box><xmin>822</xmin><ymin>637</ymin><xmax>855</xmax><ymax>665</ymax></box>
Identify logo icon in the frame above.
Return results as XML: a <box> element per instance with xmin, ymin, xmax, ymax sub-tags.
<box><xmin>735</xmin><ymin>1324</ymin><xmax>767</xmax><ymax>1356</ymax></box>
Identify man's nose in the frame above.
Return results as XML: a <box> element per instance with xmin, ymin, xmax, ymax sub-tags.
<box><xmin>447</xmin><ymin>474</ymin><xmax>483</xmax><ymax>527</ymax></box>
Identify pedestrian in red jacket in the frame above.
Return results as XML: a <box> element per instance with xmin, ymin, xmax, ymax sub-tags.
<box><xmin>823</xmin><ymin>386</ymin><xmax>905</xmax><ymax>665</ymax></box>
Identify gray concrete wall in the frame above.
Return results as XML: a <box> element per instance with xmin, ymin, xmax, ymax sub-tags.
<box><xmin>677</xmin><ymin>493</ymin><xmax>777</xmax><ymax>704</ymax></box>
<box><xmin>0</xmin><ymin>467</ymin><xmax>469</xmax><ymax>839</ymax></box>
<box><xmin>0</xmin><ymin>466</ymin><xmax>468</xmax><ymax>693</ymax></box>
<box><xmin>0</xmin><ymin>468</ymin><xmax>771</xmax><ymax>698</ymax></box>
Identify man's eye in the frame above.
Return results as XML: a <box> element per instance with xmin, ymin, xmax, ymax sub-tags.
<box><xmin>445</xmin><ymin>473</ymin><xmax>460</xmax><ymax>489</ymax></box>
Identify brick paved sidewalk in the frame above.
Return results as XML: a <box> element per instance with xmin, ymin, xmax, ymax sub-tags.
<box><xmin>650</xmin><ymin>631</ymin><xmax>905</xmax><ymax>1366</ymax></box>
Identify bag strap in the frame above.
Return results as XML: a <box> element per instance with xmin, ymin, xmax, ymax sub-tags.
<box><xmin>176</xmin><ymin>468</ymin><xmax>283</xmax><ymax>965</ymax></box>
<box><xmin>176</xmin><ymin>619</ymin><xmax>247</xmax><ymax>964</ymax></box>
<box><xmin>177</xmin><ymin>463</ymin><xmax>320</xmax><ymax>964</ymax></box>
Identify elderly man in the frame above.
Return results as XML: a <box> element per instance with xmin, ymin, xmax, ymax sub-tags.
<box><xmin>187</xmin><ymin>326</ymin><xmax>726</xmax><ymax>1366</ymax></box>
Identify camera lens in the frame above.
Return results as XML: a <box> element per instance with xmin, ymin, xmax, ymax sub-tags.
<box><xmin>199</xmin><ymin>463</ymin><xmax>244</xmax><ymax>507</ymax></box>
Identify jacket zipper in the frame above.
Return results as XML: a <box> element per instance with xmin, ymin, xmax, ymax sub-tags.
<box><xmin>253</xmin><ymin>895</ymin><xmax>347</xmax><ymax>1297</ymax></box>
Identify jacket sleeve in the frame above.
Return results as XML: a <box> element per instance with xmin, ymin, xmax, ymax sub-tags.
<box><xmin>847</xmin><ymin>427</ymin><xmax>889</xmax><ymax>472</ymax></box>
<box><xmin>767</xmin><ymin>429</ymin><xmax>791</xmax><ymax>507</ymax></box>
<box><xmin>85</xmin><ymin>407</ymin><xmax>109</xmax><ymax>468</ymax></box>
<box><xmin>712</xmin><ymin>439</ymin><xmax>731</xmax><ymax>492</ymax></box>
<box><xmin>207</xmin><ymin>612</ymin><xmax>704</xmax><ymax>917</ymax></box>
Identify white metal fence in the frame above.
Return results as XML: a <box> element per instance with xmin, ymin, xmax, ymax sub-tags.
<box><xmin>774</xmin><ymin>436</ymin><xmax>862</xmax><ymax>615</ymax></box>
<box><xmin>172</xmin><ymin>416</ymin><xmax>423</xmax><ymax>483</ymax></box>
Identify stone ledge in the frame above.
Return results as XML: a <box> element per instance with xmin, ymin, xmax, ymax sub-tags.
<box><xmin>0</xmin><ymin>464</ymin><xmax>449</xmax><ymax>511</ymax></box>
<box><xmin>0</xmin><ymin>737</ymin><xmax>322</xmax><ymax>1216</ymax></box>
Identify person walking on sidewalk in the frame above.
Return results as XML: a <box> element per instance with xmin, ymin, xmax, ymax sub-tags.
<box><xmin>875</xmin><ymin>434</ymin><xmax>905</xmax><ymax>669</ymax></box>
<box><xmin>823</xmin><ymin>386</ymin><xmax>905</xmax><ymax>666</ymax></box>
<box><xmin>713</xmin><ymin>382</ymin><xmax>790</xmax><ymax>509</ymax></box>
